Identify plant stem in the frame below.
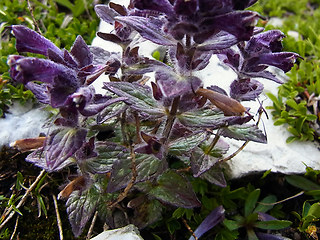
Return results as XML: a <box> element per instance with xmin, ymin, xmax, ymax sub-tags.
<box><xmin>52</xmin><ymin>194</ymin><xmax>64</xmax><ymax>240</ymax></box>
<box><xmin>162</xmin><ymin>96</ymin><xmax>180</xmax><ymax>144</ymax></box>
<box><xmin>205</xmin><ymin>133</ymin><xmax>220</xmax><ymax>154</ymax></box>
<box><xmin>87</xmin><ymin>211</ymin><xmax>98</xmax><ymax>240</ymax></box>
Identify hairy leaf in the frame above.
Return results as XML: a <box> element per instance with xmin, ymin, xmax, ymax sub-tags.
<box><xmin>220</xmin><ymin>124</ymin><xmax>267</xmax><ymax>143</ymax></box>
<box><xmin>191</xmin><ymin>139</ymin><xmax>229</xmax><ymax>177</ymax></box>
<box><xmin>178</xmin><ymin>109</ymin><xmax>251</xmax><ymax>129</ymax></box>
<box><xmin>104</xmin><ymin>82</ymin><xmax>164</xmax><ymax>119</ymax></box>
<box><xmin>149</xmin><ymin>170</ymin><xmax>201</xmax><ymax>208</ymax></box>
<box><xmin>107</xmin><ymin>152</ymin><xmax>166</xmax><ymax>192</ymax></box>
<box><xmin>66</xmin><ymin>185</ymin><xmax>100</xmax><ymax>237</ymax></box>
<box><xmin>169</xmin><ymin>131</ymin><xmax>207</xmax><ymax>156</ymax></box>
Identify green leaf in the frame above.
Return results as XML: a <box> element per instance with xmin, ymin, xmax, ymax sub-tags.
<box><xmin>245</xmin><ymin>189</ymin><xmax>260</xmax><ymax>217</ymax></box>
<box><xmin>107</xmin><ymin>152</ymin><xmax>165</xmax><ymax>192</ymax></box>
<box><xmin>223</xmin><ymin>219</ymin><xmax>241</xmax><ymax>231</ymax></box>
<box><xmin>169</xmin><ymin>132</ymin><xmax>207</xmax><ymax>156</ymax></box>
<box><xmin>220</xmin><ymin>124</ymin><xmax>267</xmax><ymax>143</ymax></box>
<box><xmin>254</xmin><ymin>220</ymin><xmax>292</xmax><ymax>230</ymax></box>
<box><xmin>149</xmin><ymin>170</ymin><xmax>201</xmax><ymax>208</ymax></box>
<box><xmin>66</xmin><ymin>184</ymin><xmax>100</xmax><ymax>237</ymax></box>
<box><xmin>83</xmin><ymin>142</ymin><xmax>125</xmax><ymax>174</ymax></box>
<box><xmin>307</xmin><ymin>202</ymin><xmax>320</xmax><ymax>219</ymax></box>
<box><xmin>254</xmin><ymin>195</ymin><xmax>277</xmax><ymax>213</ymax></box>
<box><xmin>285</xmin><ymin>175</ymin><xmax>320</xmax><ymax>191</ymax></box>
<box><xmin>178</xmin><ymin>109</ymin><xmax>248</xmax><ymax>129</ymax></box>
<box><xmin>104</xmin><ymin>82</ymin><xmax>165</xmax><ymax>119</ymax></box>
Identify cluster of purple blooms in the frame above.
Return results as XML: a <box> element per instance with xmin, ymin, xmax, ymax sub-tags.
<box><xmin>8</xmin><ymin>0</ymin><xmax>300</xmax><ymax>238</ymax></box>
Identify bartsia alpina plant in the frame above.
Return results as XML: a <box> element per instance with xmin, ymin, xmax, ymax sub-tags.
<box><xmin>7</xmin><ymin>0</ymin><xmax>300</xmax><ymax>238</ymax></box>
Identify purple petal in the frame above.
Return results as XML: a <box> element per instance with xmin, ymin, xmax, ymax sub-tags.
<box><xmin>255</xmin><ymin>232</ymin><xmax>284</xmax><ymax>240</ymax></box>
<box><xmin>12</xmin><ymin>25</ymin><xmax>62</xmax><ymax>56</ymax></box>
<box><xmin>189</xmin><ymin>206</ymin><xmax>225</xmax><ymax>240</ymax></box>
<box><xmin>70</xmin><ymin>35</ymin><xmax>93</xmax><ymax>68</ymax></box>
<box><xmin>230</xmin><ymin>78</ymin><xmax>264</xmax><ymax>101</ymax></box>
<box><xmin>258</xmin><ymin>212</ymin><xmax>277</xmax><ymax>221</ymax></box>
<box><xmin>245</xmin><ymin>30</ymin><xmax>285</xmax><ymax>56</ymax></box>
<box><xmin>25</xmin><ymin>82</ymin><xmax>50</xmax><ymax>104</ymax></box>
<box><xmin>252</xmin><ymin>52</ymin><xmax>301</xmax><ymax>73</ymax></box>
<box><xmin>8</xmin><ymin>56</ymin><xmax>78</xmax><ymax>88</ymax></box>
<box><xmin>211</xmin><ymin>11</ymin><xmax>260</xmax><ymax>41</ymax></box>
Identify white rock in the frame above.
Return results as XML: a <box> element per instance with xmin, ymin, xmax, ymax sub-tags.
<box><xmin>90</xmin><ymin>225</ymin><xmax>144</xmax><ymax>240</ymax></box>
<box><xmin>0</xmin><ymin>101</ymin><xmax>49</xmax><ymax>147</ymax></box>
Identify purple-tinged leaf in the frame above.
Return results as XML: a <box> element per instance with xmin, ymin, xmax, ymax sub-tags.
<box><xmin>83</xmin><ymin>142</ymin><xmax>126</xmax><ymax>174</ymax></box>
<box><xmin>197</xmin><ymin>31</ymin><xmax>239</xmax><ymax>51</ymax></box>
<box><xmin>115</xmin><ymin>16</ymin><xmax>176</xmax><ymax>46</ymax></box>
<box><xmin>191</xmin><ymin>139</ymin><xmax>229</xmax><ymax>177</ymax></box>
<box><xmin>107</xmin><ymin>152</ymin><xmax>167</xmax><ymax>193</ymax></box>
<box><xmin>104</xmin><ymin>82</ymin><xmax>165</xmax><ymax>119</ymax></box>
<box><xmin>44</xmin><ymin>128</ymin><xmax>87</xmax><ymax>172</ymax></box>
<box><xmin>66</xmin><ymin>186</ymin><xmax>100</xmax><ymax>237</ymax></box>
<box><xmin>200</xmin><ymin>166</ymin><xmax>227</xmax><ymax>187</ymax></box>
<box><xmin>230</xmin><ymin>78</ymin><xmax>264</xmax><ymax>101</ymax></box>
<box><xmin>25</xmin><ymin>147</ymin><xmax>74</xmax><ymax>172</ymax></box>
<box><xmin>70</xmin><ymin>35</ymin><xmax>93</xmax><ymax>68</ymax></box>
<box><xmin>189</xmin><ymin>206</ymin><xmax>225</xmax><ymax>240</ymax></box>
<box><xmin>177</xmin><ymin>109</ymin><xmax>251</xmax><ymax>129</ymax></box>
<box><xmin>156</xmin><ymin>71</ymin><xmax>202</xmax><ymax>99</ymax></box>
<box><xmin>96</xmin><ymin>101</ymin><xmax>127</xmax><ymax>124</ymax></box>
<box><xmin>11</xmin><ymin>25</ymin><xmax>62</xmax><ymax>56</ymax></box>
<box><xmin>169</xmin><ymin>132</ymin><xmax>207</xmax><ymax>156</ymax></box>
<box><xmin>95</xmin><ymin>4</ymin><xmax>120</xmax><ymax>24</ymax></box>
<box><xmin>122</xmin><ymin>57</ymin><xmax>170</xmax><ymax>75</ymax></box>
<box><xmin>255</xmin><ymin>232</ymin><xmax>286</xmax><ymax>240</ymax></box>
<box><xmin>220</xmin><ymin>124</ymin><xmax>267</xmax><ymax>143</ymax></box>
<box><xmin>149</xmin><ymin>170</ymin><xmax>201</xmax><ymax>208</ymax></box>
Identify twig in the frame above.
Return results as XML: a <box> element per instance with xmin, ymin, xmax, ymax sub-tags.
<box><xmin>108</xmin><ymin>145</ymin><xmax>137</xmax><ymax>208</ymax></box>
<box><xmin>52</xmin><ymin>194</ymin><xmax>63</xmax><ymax>240</ymax></box>
<box><xmin>27</xmin><ymin>0</ymin><xmax>42</xmax><ymax>34</ymax></box>
<box><xmin>86</xmin><ymin>211</ymin><xmax>98</xmax><ymax>240</ymax></box>
<box><xmin>0</xmin><ymin>169</ymin><xmax>46</xmax><ymax>230</ymax></box>
<box><xmin>9</xmin><ymin>216</ymin><xmax>19</xmax><ymax>240</ymax></box>
<box><xmin>182</xmin><ymin>218</ymin><xmax>198</xmax><ymax>240</ymax></box>
<box><xmin>219</xmin><ymin>103</ymin><xmax>265</xmax><ymax>163</ymax></box>
<box><xmin>258</xmin><ymin>191</ymin><xmax>305</xmax><ymax>206</ymax></box>
<box><xmin>219</xmin><ymin>140</ymin><xmax>249</xmax><ymax>163</ymax></box>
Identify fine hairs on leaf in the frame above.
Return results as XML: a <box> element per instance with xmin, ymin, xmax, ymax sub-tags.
<box><xmin>5</xmin><ymin>0</ymin><xmax>301</xmax><ymax>238</ymax></box>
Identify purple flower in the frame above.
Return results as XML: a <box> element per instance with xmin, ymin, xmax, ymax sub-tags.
<box><xmin>8</xmin><ymin>25</ymin><xmax>122</xmax><ymax>115</ymax></box>
<box><xmin>218</xmin><ymin>30</ymin><xmax>302</xmax><ymax>83</ymax></box>
<box><xmin>117</xmin><ymin>0</ymin><xmax>261</xmax><ymax>49</ymax></box>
